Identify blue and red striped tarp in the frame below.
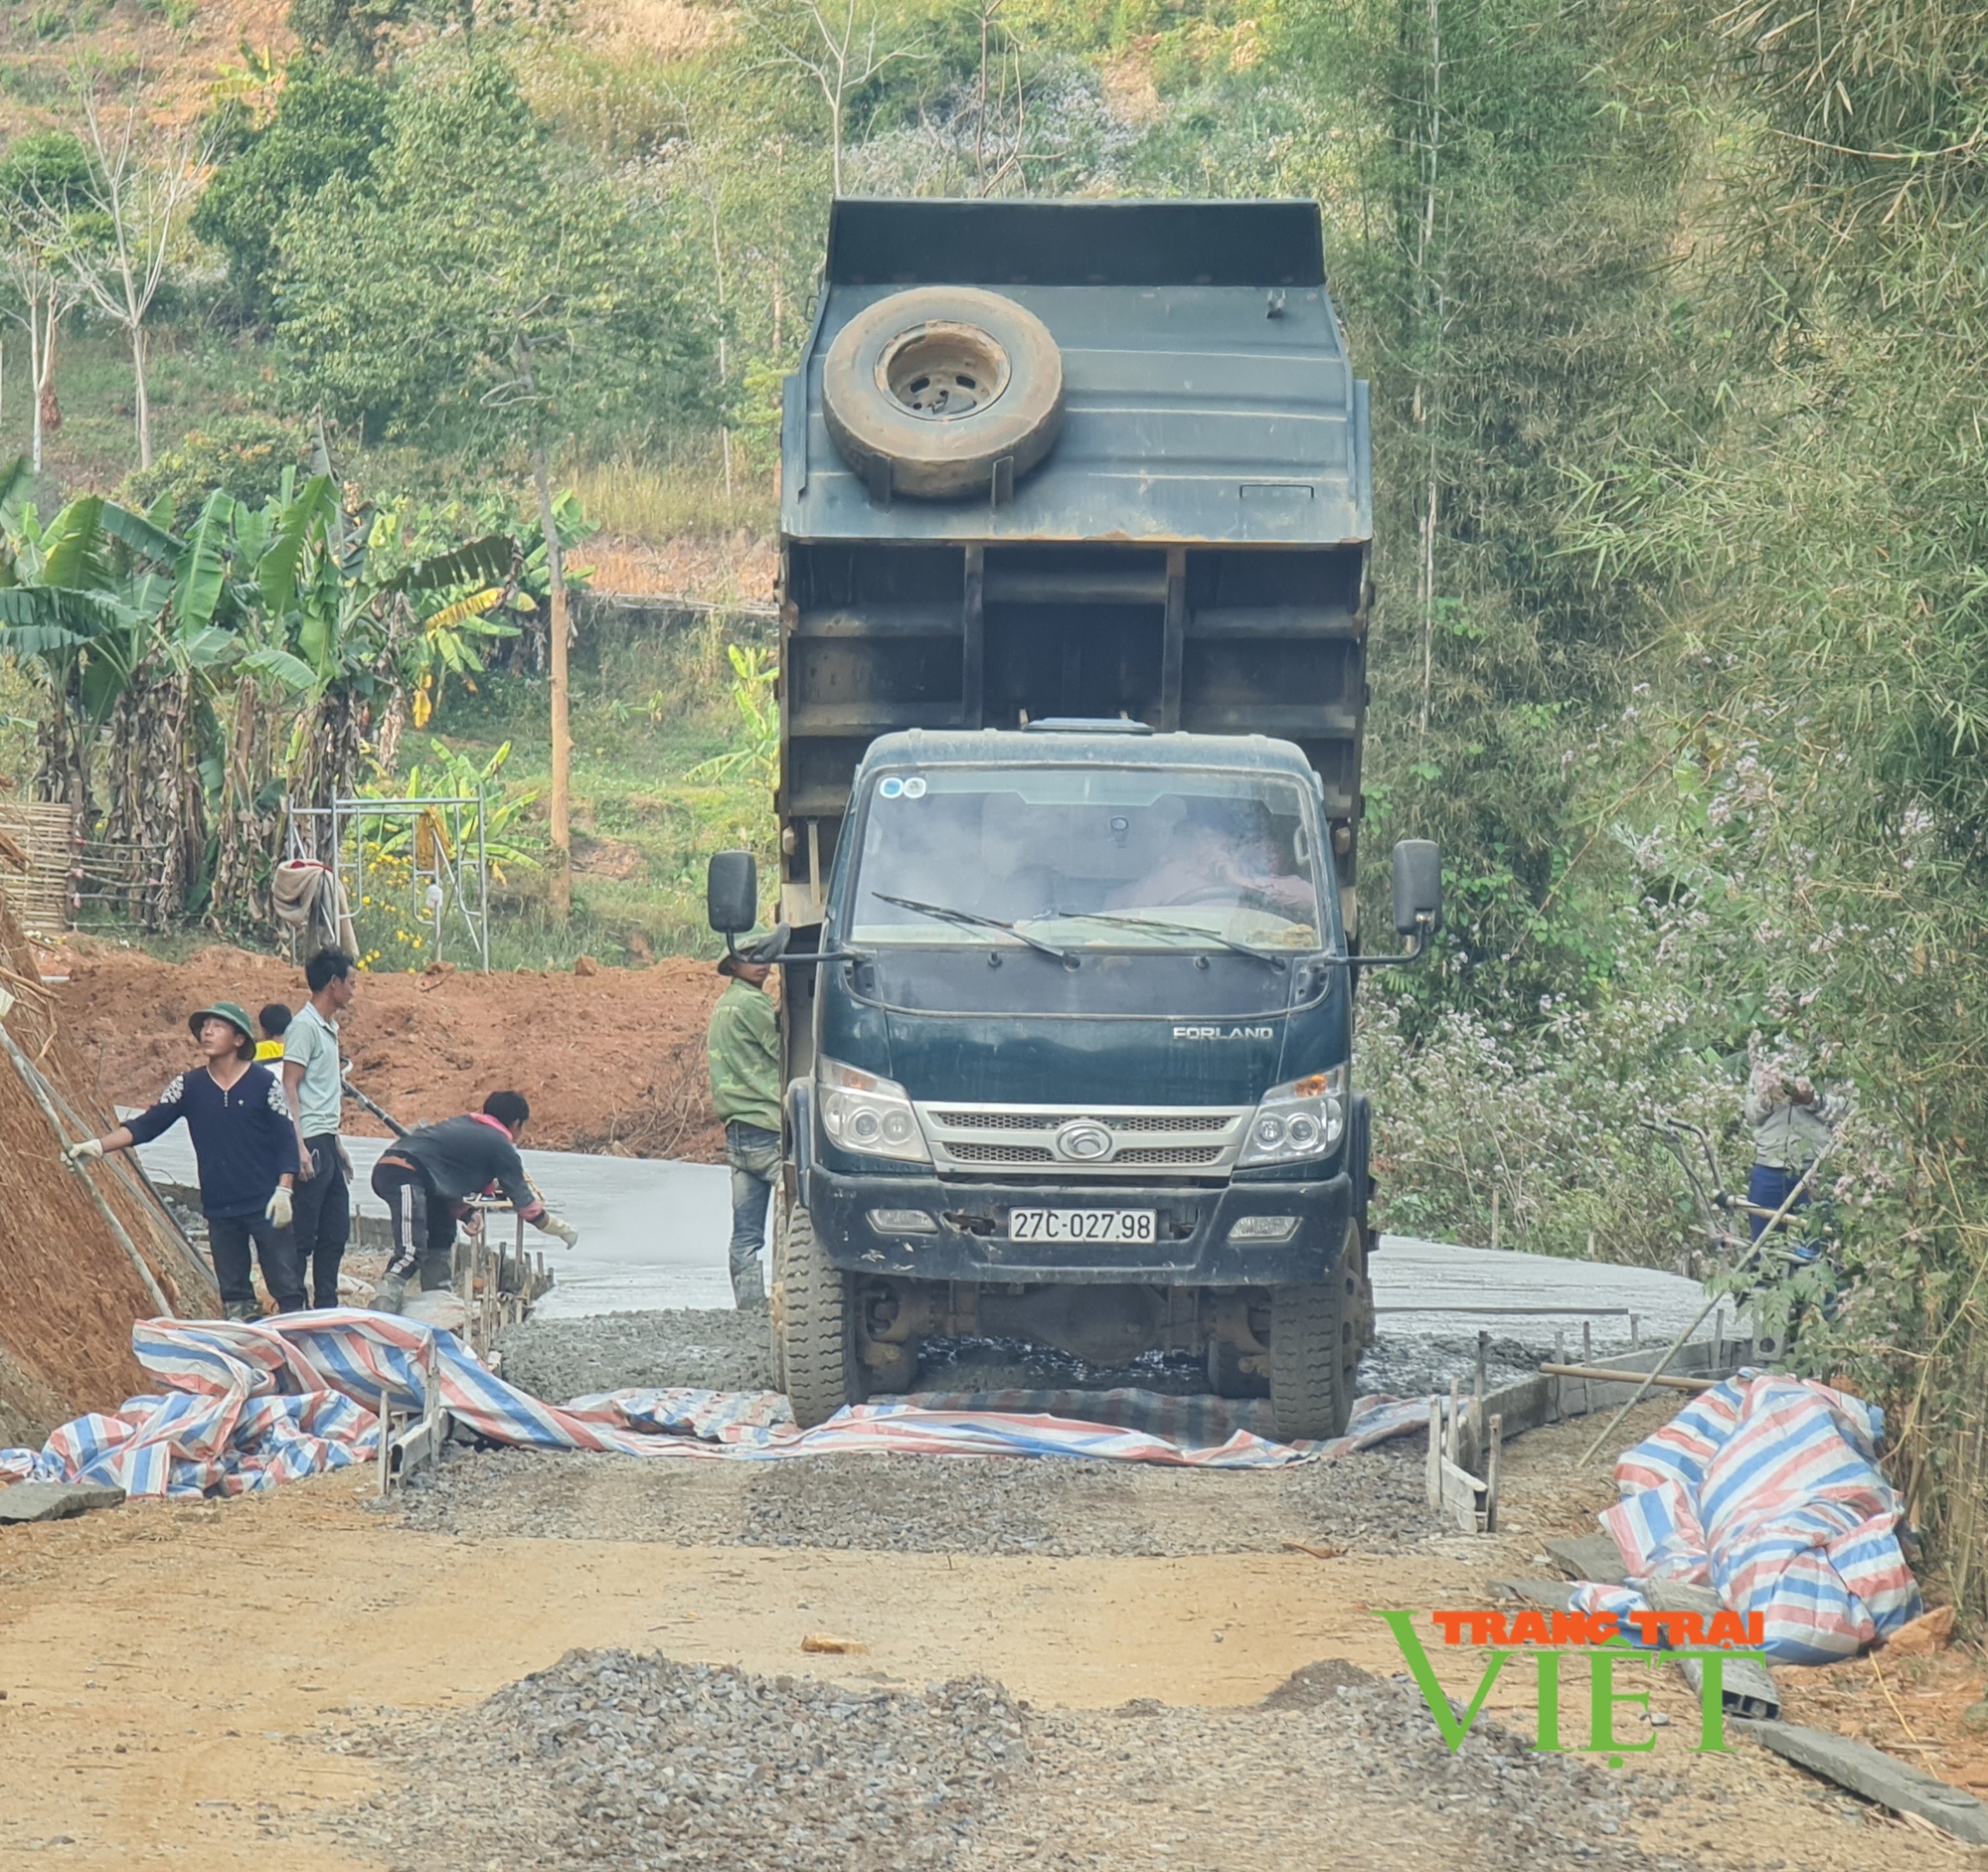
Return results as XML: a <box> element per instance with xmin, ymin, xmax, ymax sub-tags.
<box><xmin>0</xmin><ymin>1313</ymin><xmax>1432</xmax><ymax>1500</ymax></box>
<box><xmin>1572</xmin><ymin>1371</ymin><xmax>1920</xmax><ymax>1664</ymax></box>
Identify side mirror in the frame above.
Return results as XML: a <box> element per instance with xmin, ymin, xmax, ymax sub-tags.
<box><xmin>707</xmin><ymin>850</ymin><xmax>758</xmax><ymax>936</ymax></box>
<box><xmin>1391</xmin><ymin>839</ymin><xmax>1441</xmax><ymax>938</ymax></box>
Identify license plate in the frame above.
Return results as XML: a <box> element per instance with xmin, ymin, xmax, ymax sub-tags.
<box><xmin>1007</xmin><ymin>1208</ymin><xmax>1157</xmax><ymax>1245</ymax></box>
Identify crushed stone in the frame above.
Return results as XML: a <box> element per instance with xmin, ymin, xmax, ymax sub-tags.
<box><xmin>393</xmin><ymin>1435</ymin><xmax>1443</xmax><ymax>1557</ymax></box>
<box><xmin>315</xmin><ymin>1649</ymin><xmax>1677</xmax><ymax>1872</ymax></box>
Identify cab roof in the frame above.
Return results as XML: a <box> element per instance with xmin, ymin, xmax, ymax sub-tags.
<box><xmin>855</xmin><ymin>725</ymin><xmax>1325</xmax><ymax>788</ymax></box>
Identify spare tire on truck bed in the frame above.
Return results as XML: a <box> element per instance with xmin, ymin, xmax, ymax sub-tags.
<box><xmin>822</xmin><ymin>285</ymin><xmax>1066</xmax><ymax>501</ymax></box>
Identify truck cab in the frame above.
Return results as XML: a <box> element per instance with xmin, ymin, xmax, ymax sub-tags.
<box><xmin>708</xmin><ymin>197</ymin><xmax>1438</xmax><ymax>1437</ymax></box>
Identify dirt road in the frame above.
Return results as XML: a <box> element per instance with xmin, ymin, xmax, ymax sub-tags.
<box><xmin>48</xmin><ymin>940</ymin><xmax>727</xmax><ymax>1160</ymax></box>
<box><xmin>0</xmin><ymin>1409</ymin><xmax>1956</xmax><ymax>1871</ymax></box>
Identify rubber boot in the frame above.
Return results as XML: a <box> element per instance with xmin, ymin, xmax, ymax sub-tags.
<box><xmin>371</xmin><ymin>1274</ymin><xmax>410</xmax><ymax>1315</ymax></box>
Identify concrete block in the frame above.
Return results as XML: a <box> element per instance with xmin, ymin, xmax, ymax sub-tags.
<box><xmin>1644</xmin><ymin>1578</ymin><xmax>1779</xmax><ymax>1720</ymax></box>
<box><xmin>0</xmin><ymin>1481</ymin><xmax>126</xmax><ymax>1524</ymax></box>
<box><xmin>1490</xmin><ymin>1579</ymin><xmax>1577</xmax><ymax>1611</ymax></box>
<box><xmin>1545</xmin><ymin>1532</ymin><xmax>1628</xmax><ymax>1584</ymax></box>
<box><xmin>1740</xmin><ymin>1720</ymin><xmax>1988</xmax><ymax>1844</ymax></box>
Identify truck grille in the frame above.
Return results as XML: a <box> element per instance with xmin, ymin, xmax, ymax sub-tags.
<box><xmin>949</xmin><ymin>1141</ymin><xmax>1056</xmax><ymax>1165</ymax></box>
<box><xmin>929</xmin><ymin>1109</ymin><xmax>1233</xmax><ymax>1133</ymax></box>
<box><xmin>916</xmin><ymin>1103</ymin><xmax>1249</xmax><ymax>1180</ymax></box>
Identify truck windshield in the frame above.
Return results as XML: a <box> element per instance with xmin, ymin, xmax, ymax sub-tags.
<box><xmin>846</xmin><ymin>766</ymin><xmax>1325</xmax><ymax>951</ymax></box>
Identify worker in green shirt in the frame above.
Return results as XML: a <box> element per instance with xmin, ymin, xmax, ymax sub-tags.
<box><xmin>707</xmin><ymin>932</ymin><xmax>786</xmax><ymax>1308</ymax></box>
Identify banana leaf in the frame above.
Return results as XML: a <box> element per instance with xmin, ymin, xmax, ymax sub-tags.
<box><xmin>383</xmin><ymin>533</ymin><xmax>515</xmax><ymax>596</ymax></box>
<box><xmin>0</xmin><ymin>455</ymin><xmax>33</xmax><ymax>589</ymax></box>
<box><xmin>257</xmin><ymin>474</ymin><xmax>337</xmax><ymax>622</ymax></box>
<box><xmin>172</xmin><ymin>490</ymin><xmax>236</xmax><ymax>631</ymax></box>
<box><xmin>96</xmin><ymin>500</ymin><xmax>185</xmax><ymax>570</ymax></box>
<box><xmin>39</xmin><ymin>496</ymin><xmax>110</xmax><ymax>591</ymax></box>
<box><xmin>240</xmin><ymin>644</ymin><xmax>318</xmax><ymax>691</ymax></box>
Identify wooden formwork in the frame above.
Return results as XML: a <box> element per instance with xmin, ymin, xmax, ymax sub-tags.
<box><xmin>0</xmin><ymin>801</ymin><xmax>71</xmax><ymax>936</ymax></box>
<box><xmin>450</xmin><ymin>1204</ymin><xmax>556</xmax><ymax>1363</ymax></box>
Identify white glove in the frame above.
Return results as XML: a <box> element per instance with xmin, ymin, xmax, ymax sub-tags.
<box><xmin>539</xmin><ymin>1212</ymin><xmax>580</xmax><ymax>1250</ymax></box>
<box><xmin>265</xmin><ymin>1186</ymin><xmax>294</xmax><ymax>1230</ymax></box>
<box><xmin>65</xmin><ymin>1137</ymin><xmax>104</xmax><ymax>1166</ymax></box>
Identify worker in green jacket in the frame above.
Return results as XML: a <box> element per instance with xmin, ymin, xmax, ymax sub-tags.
<box><xmin>707</xmin><ymin>932</ymin><xmax>786</xmax><ymax>1308</ymax></box>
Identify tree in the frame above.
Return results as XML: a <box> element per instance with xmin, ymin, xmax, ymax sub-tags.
<box><xmin>286</xmin><ymin>0</ymin><xmax>411</xmax><ymax>73</ymax></box>
<box><xmin>274</xmin><ymin>51</ymin><xmax>708</xmax><ymax>917</ymax></box>
<box><xmin>55</xmin><ymin>83</ymin><xmax>215</xmax><ymax>472</ymax></box>
<box><xmin>0</xmin><ymin>132</ymin><xmax>94</xmax><ymax>475</ymax></box>
<box><xmin>741</xmin><ymin>0</ymin><xmax>928</xmax><ymax>194</ymax></box>
<box><xmin>191</xmin><ymin>59</ymin><xmax>388</xmax><ymax>323</ymax></box>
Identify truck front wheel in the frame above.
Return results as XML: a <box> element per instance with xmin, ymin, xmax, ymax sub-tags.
<box><xmin>1268</xmin><ymin>1228</ymin><xmax>1362</xmax><ymax>1442</ymax></box>
<box><xmin>777</xmin><ymin>1203</ymin><xmax>864</xmax><ymax>1428</ymax></box>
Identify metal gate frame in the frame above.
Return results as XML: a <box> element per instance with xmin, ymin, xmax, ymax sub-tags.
<box><xmin>285</xmin><ymin>793</ymin><xmax>491</xmax><ymax>972</ymax></box>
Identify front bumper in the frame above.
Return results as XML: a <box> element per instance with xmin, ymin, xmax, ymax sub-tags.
<box><xmin>806</xmin><ymin>1165</ymin><xmax>1353</xmax><ymax>1285</ymax></box>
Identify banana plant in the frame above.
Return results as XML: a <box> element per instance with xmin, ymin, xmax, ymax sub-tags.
<box><xmin>0</xmin><ymin>448</ymin><xmax>528</xmax><ymax>927</ymax></box>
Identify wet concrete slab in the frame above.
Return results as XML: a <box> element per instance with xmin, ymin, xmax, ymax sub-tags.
<box><xmin>133</xmin><ymin>1127</ymin><xmax>734</xmax><ymax>1315</ymax></box>
<box><xmin>134</xmin><ymin>1124</ymin><xmax>1720</xmax><ymax>1388</ymax></box>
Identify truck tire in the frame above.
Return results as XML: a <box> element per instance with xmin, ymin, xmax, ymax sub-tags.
<box><xmin>822</xmin><ymin>286</ymin><xmax>1065</xmax><ymax>501</ymax></box>
<box><xmin>768</xmin><ymin>1186</ymin><xmax>792</xmax><ymax>1395</ymax></box>
<box><xmin>1268</xmin><ymin>1228</ymin><xmax>1362</xmax><ymax>1442</ymax></box>
<box><xmin>778</xmin><ymin>1203</ymin><xmax>863</xmax><ymax>1428</ymax></box>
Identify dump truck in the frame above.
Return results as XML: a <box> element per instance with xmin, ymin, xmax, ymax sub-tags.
<box><xmin>707</xmin><ymin>197</ymin><xmax>1439</xmax><ymax>1439</ymax></box>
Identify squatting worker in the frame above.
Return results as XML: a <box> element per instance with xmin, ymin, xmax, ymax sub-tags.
<box><xmin>284</xmin><ymin>946</ymin><xmax>358</xmax><ymax>1309</ymax></box>
<box><xmin>67</xmin><ymin>1001</ymin><xmax>304</xmax><ymax>1321</ymax></box>
<box><xmin>367</xmin><ymin>1091</ymin><xmax>580</xmax><ymax>1314</ymax></box>
<box><xmin>1742</xmin><ymin>1063</ymin><xmax>1841</xmax><ymax>1249</ymax></box>
<box><xmin>707</xmin><ymin>935</ymin><xmax>786</xmax><ymax>1310</ymax></box>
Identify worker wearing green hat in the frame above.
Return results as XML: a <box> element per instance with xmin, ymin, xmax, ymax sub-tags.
<box><xmin>68</xmin><ymin>1000</ymin><xmax>306</xmax><ymax>1319</ymax></box>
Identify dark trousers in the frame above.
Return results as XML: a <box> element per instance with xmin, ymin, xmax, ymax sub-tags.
<box><xmin>208</xmin><ymin>1211</ymin><xmax>305</xmax><ymax>1313</ymax></box>
<box><xmin>371</xmin><ymin>1158</ymin><xmax>457</xmax><ymax>1289</ymax></box>
<box><xmin>292</xmin><ymin>1135</ymin><xmax>351</xmax><ymax>1308</ymax></box>
<box><xmin>1749</xmin><ymin>1162</ymin><xmax>1826</xmax><ymax>1260</ymax></box>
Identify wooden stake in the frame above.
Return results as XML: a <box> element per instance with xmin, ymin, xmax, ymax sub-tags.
<box><xmin>1485</xmin><ymin>1413</ymin><xmax>1502</xmax><ymax>1534</ymax></box>
<box><xmin>1425</xmin><ymin>1394</ymin><xmax>1441</xmax><ymax>1508</ymax></box>
<box><xmin>377</xmin><ymin>1385</ymin><xmax>392</xmax><ymax>1497</ymax></box>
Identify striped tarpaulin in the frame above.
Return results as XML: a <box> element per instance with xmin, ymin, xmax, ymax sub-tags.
<box><xmin>1570</xmin><ymin>1372</ymin><xmax>1921</xmax><ymax>1663</ymax></box>
<box><xmin>0</xmin><ymin>1314</ymin><xmax>1433</xmax><ymax>1499</ymax></box>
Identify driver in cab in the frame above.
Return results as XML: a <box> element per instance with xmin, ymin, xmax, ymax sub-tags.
<box><xmin>1111</xmin><ymin>799</ymin><xmax>1313</xmax><ymax>920</ymax></box>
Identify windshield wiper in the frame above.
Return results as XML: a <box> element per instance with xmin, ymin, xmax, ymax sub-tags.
<box><xmin>1048</xmin><ymin>909</ymin><xmax>1287</xmax><ymax>968</ymax></box>
<box><xmin>867</xmin><ymin>892</ymin><xmax>1072</xmax><ymax>961</ymax></box>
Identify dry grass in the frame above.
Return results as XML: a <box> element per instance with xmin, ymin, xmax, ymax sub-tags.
<box><xmin>569</xmin><ymin>439</ymin><xmax>776</xmax><ymax>548</ymax></box>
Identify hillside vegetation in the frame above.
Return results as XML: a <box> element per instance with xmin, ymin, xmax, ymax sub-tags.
<box><xmin>5</xmin><ymin>0</ymin><xmax>1988</xmax><ymax>1607</ymax></box>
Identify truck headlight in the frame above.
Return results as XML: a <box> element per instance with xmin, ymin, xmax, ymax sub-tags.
<box><xmin>817</xmin><ymin>1057</ymin><xmax>930</xmax><ymax>1164</ymax></box>
<box><xmin>1238</xmin><ymin>1065</ymin><xmax>1348</xmax><ymax>1168</ymax></box>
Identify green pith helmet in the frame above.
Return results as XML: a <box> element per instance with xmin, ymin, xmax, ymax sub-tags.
<box><xmin>187</xmin><ymin>1001</ymin><xmax>255</xmax><ymax>1045</ymax></box>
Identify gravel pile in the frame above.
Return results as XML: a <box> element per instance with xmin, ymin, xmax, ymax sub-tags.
<box><xmin>392</xmin><ymin>1438</ymin><xmax>1442</xmax><ymax>1555</ymax></box>
<box><xmin>496</xmin><ymin>1308</ymin><xmax>778</xmax><ymax>1402</ymax></box>
<box><xmin>1358</xmin><ymin>1331</ymin><xmax>1552</xmax><ymax>1399</ymax></box>
<box><xmin>322</xmin><ymin>1648</ymin><xmax>1027</xmax><ymax>1871</ymax></box>
<box><xmin>320</xmin><ymin>1652</ymin><xmax>1676</xmax><ymax>1872</ymax></box>
<box><xmin>496</xmin><ymin>1307</ymin><xmax>1552</xmax><ymax>1412</ymax></box>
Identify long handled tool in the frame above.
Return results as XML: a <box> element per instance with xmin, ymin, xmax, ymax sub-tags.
<box><xmin>1577</xmin><ymin>1142</ymin><xmax>1833</xmax><ymax>1466</ymax></box>
<box><xmin>342</xmin><ymin>1074</ymin><xmax>408</xmax><ymax>1136</ymax></box>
